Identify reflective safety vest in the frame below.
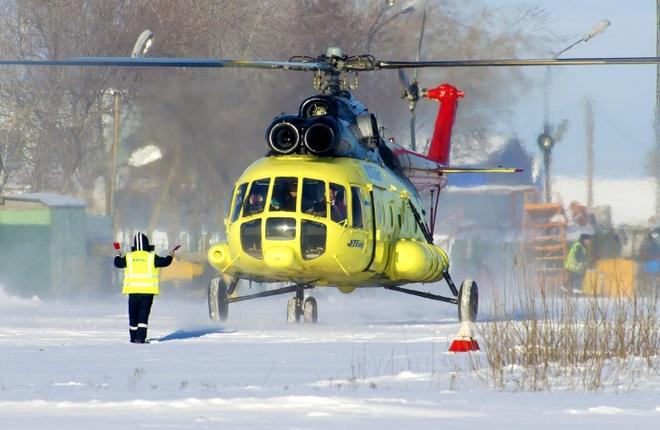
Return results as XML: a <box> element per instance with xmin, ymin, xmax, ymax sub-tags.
<box><xmin>565</xmin><ymin>241</ymin><xmax>588</xmax><ymax>274</ymax></box>
<box><xmin>122</xmin><ymin>251</ymin><xmax>160</xmax><ymax>295</ymax></box>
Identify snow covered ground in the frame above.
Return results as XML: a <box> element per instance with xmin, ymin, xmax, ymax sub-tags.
<box><xmin>1</xmin><ymin>286</ymin><xmax>659</xmax><ymax>429</ymax></box>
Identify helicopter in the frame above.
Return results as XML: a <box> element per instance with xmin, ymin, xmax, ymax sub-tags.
<box><xmin>203</xmin><ymin>47</ymin><xmax>523</xmax><ymax>325</ymax></box>
<box><xmin>3</xmin><ymin>48</ymin><xmax>660</xmax><ymax>324</ymax></box>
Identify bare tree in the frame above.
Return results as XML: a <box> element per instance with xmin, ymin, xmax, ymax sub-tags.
<box><xmin>0</xmin><ymin>0</ymin><xmax>551</xmax><ymax>235</ymax></box>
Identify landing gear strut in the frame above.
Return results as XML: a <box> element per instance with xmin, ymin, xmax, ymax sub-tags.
<box><xmin>287</xmin><ymin>285</ymin><xmax>318</xmax><ymax>323</ymax></box>
<box><xmin>384</xmin><ymin>271</ymin><xmax>479</xmax><ymax>322</ymax></box>
<box><xmin>208</xmin><ymin>279</ymin><xmax>317</xmax><ymax>323</ymax></box>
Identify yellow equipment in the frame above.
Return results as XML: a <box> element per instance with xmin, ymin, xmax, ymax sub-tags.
<box><xmin>583</xmin><ymin>258</ymin><xmax>637</xmax><ymax>298</ymax></box>
<box><xmin>160</xmin><ymin>258</ymin><xmax>205</xmax><ymax>283</ymax></box>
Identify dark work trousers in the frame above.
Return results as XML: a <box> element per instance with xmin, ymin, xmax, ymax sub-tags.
<box><xmin>568</xmin><ymin>271</ymin><xmax>585</xmax><ymax>292</ymax></box>
<box><xmin>128</xmin><ymin>293</ymin><xmax>154</xmax><ymax>343</ymax></box>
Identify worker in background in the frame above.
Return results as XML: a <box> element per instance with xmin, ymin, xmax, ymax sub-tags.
<box><xmin>565</xmin><ymin>233</ymin><xmax>592</xmax><ymax>293</ymax></box>
<box><xmin>114</xmin><ymin>232</ymin><xmax>178</xmax><ymax>343</ymax></box>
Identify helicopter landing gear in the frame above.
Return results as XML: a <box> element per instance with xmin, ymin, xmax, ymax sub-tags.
<box><xmin>208</xmin><ymin>280</ymin><xmax>315</xmax><ymax>323</ymax></box>
<box><xmin>286</xmin><ymin>285</ymin><xmax>318</xmax><ymax>324</ymax></box>
<box><xmin>303</xmin><ymin>297</ymin><xmax>318</xmax><ymax>323</ymax></box>
<box><xmin>457</xmin><ymin>279</ymin><xmax>478</xmax><ymax>323</ymax></box>
<box><xmin>208</xmin><ymin>277</ymin><xmax>229</xmax><ymax>322</ymax></box>
<box><xmin>384</xmin><ymin>271</ymin><xmax>479</xmax><ymax>322</ymax></box>
<box><xmin>286</xmin><ymin>296</ymin><xmax>299</xmax><ymax>323</ymax></box>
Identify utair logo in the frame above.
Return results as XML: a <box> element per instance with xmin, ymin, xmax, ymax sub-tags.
<box><xmin>347</xmin><ymin>240</ymin><xmax>364</xmax><ymax>248</ymax></box>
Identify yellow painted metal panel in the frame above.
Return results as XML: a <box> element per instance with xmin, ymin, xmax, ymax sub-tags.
<box><xmin>583</xmin><ymin>258</ymin><xmax>637</xmax><ymax>297</ymax></box>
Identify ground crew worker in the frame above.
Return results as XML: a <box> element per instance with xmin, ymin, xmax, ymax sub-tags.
<box><xmin>565</xmin><ymin>233</ymin><xmax>592</xmax><ymax>292</ymax></box>
<box><xmin>114</xmin><ymin>232</ymin><xmax>176</xmax><ymax>343</ymax></box>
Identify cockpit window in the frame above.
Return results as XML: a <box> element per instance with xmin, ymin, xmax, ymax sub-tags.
<box><xmin>301</xmin><ymin>220</ymin><xmax>326</xmax><ymax>260</ymax></box>
<box><xmin>243</xmin><ymin>178</ymin><xmax>270</xmax><ymax>217</ymax></box>
<box><xmin>270</xmin><ymin>177</ymin><xmax>298</xmax><ymax>212</ymax></box>
<box><xmin>240</xmin><ymin>219</ymin><xmax>262</xmax><ymax>259</ymax></box>
<box><xmin>329</xmin><ymin>183</ymin><xmax>347</xmax><ymax>224</ymax></box>
<box><xmin>266</xmin><ymin>217</ymin><xmax>296</xmax><ymax>240</ymax></box>
<box><xmin>351</xmin><ymin>186</ymin><xmax>364</xmax><ymax>229</ymax></box>
<box><xmin>302</xmin><ymin>178</ymin><xmax>327</xmax><ymax>217</ymax></box>
<box><xmin>231</xmin><ymin>183</ymin><xmax>248</xmax><ymax>222</ymax></box>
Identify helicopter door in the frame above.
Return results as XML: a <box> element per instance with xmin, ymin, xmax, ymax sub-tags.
<box><xmin>334</xmin><ymin>185</ymin><xmax>373</xmax><ymax>273</ymax></box>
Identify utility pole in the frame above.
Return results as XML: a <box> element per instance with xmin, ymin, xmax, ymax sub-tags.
<box><xmin>109</xmin><ymin>90</ymin><xmax>120</xmax><ymax>218</ymax></box>
<box><xmin>584</xmin><ymin>97</ymin><xmax>595</xmax><ymax>208</ymax></box>
<box><xmin>655</xmin><ymin>0</ymin><xmax>660</xmax><ymax>221</ymax></box>
<box><xmin>539</xmin><ymin>19</ymin><xmax>610</xmax><ymax>203</ymax></box>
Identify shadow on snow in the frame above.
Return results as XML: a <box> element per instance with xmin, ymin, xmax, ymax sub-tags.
<box><xmin>157</xmin><ymin>327</ymin><xmax>235</xmax><ymax>342</ymax></box>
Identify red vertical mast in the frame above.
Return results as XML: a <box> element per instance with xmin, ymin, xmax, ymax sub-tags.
<box><xmin>424</xmin><ymin>84</ymin><xmax>464</xmax><ymax>165</ymax></box>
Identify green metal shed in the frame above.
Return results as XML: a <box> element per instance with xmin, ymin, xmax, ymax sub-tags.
<box><xmin>0</xmin><ymin>193</ymin><xmax>86</xmax><ymax>298</ymax></box>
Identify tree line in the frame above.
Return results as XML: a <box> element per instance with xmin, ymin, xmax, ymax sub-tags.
<box><xmin>0</xmin><ymin>0</ymin><xmax>550</xmax><ymax>233</ymax></box>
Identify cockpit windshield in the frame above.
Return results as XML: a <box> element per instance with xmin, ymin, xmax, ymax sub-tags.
<box><xmin>231</xmin><ymin>183</ymin><xmax>248</xmax><ymax>222</ymax></box>
<box><xmin>270</xmin><ymin>177</ymin><xmax>298</xmax><ymax>212</ymax></box>
<box><xmin>302</xmin><ymin>178</ymin><xmax>326</xmax><ymax>217</ymax></box>
<box><xmin>235</xmin><ymin>176</ymin><xmax>356</xmax><ymax>261</ymax></box>
<box><xmin>234</xmin><ymin>176</ymin><xmax>350</xmax><ymax>226</ymax></box>
<box><xmin>243</xmin><ymin>178</ymin><xmax>270</xmax><ymax>217</ymax></box>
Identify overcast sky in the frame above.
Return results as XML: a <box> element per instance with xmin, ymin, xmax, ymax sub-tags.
<box><xmin>492</xmin><ymin>0</ymin><xmax>656</xmax><ymax>179</ymax></box>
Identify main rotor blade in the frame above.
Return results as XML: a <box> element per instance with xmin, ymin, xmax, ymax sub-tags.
<box><xmin>378</xmin><ymin>56</ymin><xmax>660</xmax><ymax>69</ymax></box>
<box><xmin>412</xmin><ymin>8</ymin><xmax>427</xmax><ymax>83</ymax></box>
<box><xmin>7</xmin><ymin>55</ymin><xmax>660</xmax><ymax>72</ymax></box>
<box><xmin>0</xmin><ymin>56</ymin><xmax>332</xmax><ymax>71</ymax></box>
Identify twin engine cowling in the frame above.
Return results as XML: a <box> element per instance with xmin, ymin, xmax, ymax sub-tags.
<box><xmin>266</xmin><ymin>115</ymin><xmax>340</xmax><ymax>156</ymax></box>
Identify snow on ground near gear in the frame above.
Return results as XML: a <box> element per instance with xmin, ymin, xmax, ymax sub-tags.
<box><xmin>1</xmin><ymin>287</ymin><xmax>659</xmax><ymax>429</ymax></box>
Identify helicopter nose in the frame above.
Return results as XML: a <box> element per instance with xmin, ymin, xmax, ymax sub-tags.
<box><xmin>263</xmin><ymin>245</ymin><xmax>302</xmax><ymax>271</ymax></box>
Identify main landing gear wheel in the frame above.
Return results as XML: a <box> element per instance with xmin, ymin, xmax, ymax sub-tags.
<box><xmin>303</xmin><ymin>297</ymin><xmax>318</xmax><ymax>323</ymax></box>
<box><xmin>208</xmin><ymin>277</ymin><xmax>229</xmax><ymax>322</ymax></box>
<box><xmin>457</xmin><ymin>279</ymin><xmax>478</xmax><ymax>323</ymax></box>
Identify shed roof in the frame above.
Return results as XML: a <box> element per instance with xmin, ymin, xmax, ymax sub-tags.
<box><xmin>1</xmin><ymin>193</ymin><xmax>85</xmax><ymax>208</ymax></box>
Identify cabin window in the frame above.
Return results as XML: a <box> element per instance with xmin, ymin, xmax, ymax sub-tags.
<box><xmin>266</xmin><ymin>217</ymin><xmax>296</xmax><ymax>240</ymax></box>
<box><xmin>329</xmin><ymin>183</ymin><xmax>347</xmax><ymax>224</ymax></box>
<box><xmin>231</xmin><ymin>183</ymin><xmax>248</xmax><ymax>222</ymax></box>
<box><xmin>243</xmin><ymin>178</ymin><xmax>270</xmax><ymax>217</ymax></box>
<box><xmin>351</xmin><ymin>186</ymin><xmax>363</xmax><ymax>229</ymax></box>
<box><xmin>302</xmin><ymin>178</ymin><xmax>326</xmax><ymax>217</ymax></box>
<box><xmin>301</xmin><ymin>220</ymin><xmax>326</xmax><ymax>260</ymax></box>
<box><xmin>240</xmin><ymin>219</ymin><xmax>262</xmax><ymax>259</ymax></box>
<box><xmin>270</xmin><ymin>177</ymin><xmax>298</xmax><ymax>212</ymax></box>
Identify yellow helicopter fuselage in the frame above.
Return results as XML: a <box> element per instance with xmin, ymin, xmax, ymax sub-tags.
<box><xmin>208</xmin><ymin>155</ymin><xmax>448</xmax><ymax>291</ymax></box>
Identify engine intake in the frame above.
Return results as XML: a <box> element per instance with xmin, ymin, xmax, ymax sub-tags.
<box><xmin>303</xmin><ymin>117</ymin><xmax>339</xmax><ymax>156</ymax></box>
<box><xmin>266</xmin><ymin>115</ymin><xmax>303</xmax><ymax>155</ymax></box>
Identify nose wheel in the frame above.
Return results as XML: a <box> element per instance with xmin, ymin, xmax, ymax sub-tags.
<box><xmin>287</xmin><ymin>286</ymin><xmax>318</xmax><ymax>323</ymax></box>
<box><xmin>303</xmin><ymin>297</ymin><xmax>318</xmax><ymax>323</ymax></box>
<box><xmin>208</xmin><ymin>279</ymin><xmax>316</xmax><ymax>323</ymax></box>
